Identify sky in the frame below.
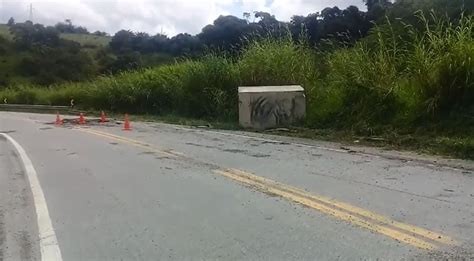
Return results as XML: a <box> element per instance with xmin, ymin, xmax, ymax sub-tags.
<box><xmin>0</xmin><ymin>0</ymin><xmax>365</xmax><ymax>36</ymax></box>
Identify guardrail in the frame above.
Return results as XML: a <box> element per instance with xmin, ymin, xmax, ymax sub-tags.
<box><xmin>0</xmin><ymin>104</ymin><xmax>78</xmax><ymax>114</ymax></box>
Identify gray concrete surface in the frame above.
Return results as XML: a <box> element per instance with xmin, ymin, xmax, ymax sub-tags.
<box><xmin>238</xmin><ymin>86</ymin><xmax>305</xmax><ymax>129</ymax></box>
<box><xmin>0</xmin><ymin>111</ymin><xmax>473</xmax><ymax>260</ymax></box>
<box><xmin>0</xmin><ymin>136</ymin><xmax>40</xmax><ymax>261</ymax></box>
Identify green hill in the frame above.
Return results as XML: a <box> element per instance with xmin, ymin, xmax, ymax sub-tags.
<box><xmin>0</xmin><ymin>24</ymin><xmax>110</xmax><ymax>86</ymax></box>
<box><xmin>60</xmin><ymin>33</ymin><xmax>110</xmax><ymax>48</ymax></box>
<box><xmin>0</xmin><ymin>24</ymin><xmax>110</xmax><ymax>48</ymax></box>
<box><xmin>0</xmin><ymin>24</ymin><xmax>12</xmax><ymax>40</ymax></box>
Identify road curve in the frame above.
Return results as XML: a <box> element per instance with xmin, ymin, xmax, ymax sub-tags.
<box><xmin>1</xmin><ymin>111</ymin><xmax>473</xmax><ymax>260</ymax></box>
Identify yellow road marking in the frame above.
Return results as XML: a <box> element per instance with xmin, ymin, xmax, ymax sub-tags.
<box><xmin>225</xmin><ymin>168</ymin><xmax>456</xmax><ymax>246</ymax></box>
<box><xmin>77</xmin><ymin>128</ymin><xmax>456</xmax><ymax>250</ymax></box>
<box><xmin>215</xmin><ymin>169</ymin><xmax>437</xmax><ymax>250</ymax></box>
<box><xmin>84</xmin><ymin>128</ymin><xmax>186</xmax><ymax>158</ymax></box>
<box><xmin>77</xmin><ymin>128</ymin><xmax>178</xmax><ymax>158</ymax></box>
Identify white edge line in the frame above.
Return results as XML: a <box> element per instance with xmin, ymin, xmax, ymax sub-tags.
<box><xmin>1</xmin><ymin>133</ymin><xmax>63</xmax><ymax>261</ymax></box>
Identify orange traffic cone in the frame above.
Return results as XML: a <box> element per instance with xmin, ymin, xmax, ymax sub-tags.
<box><xmin>123</xmin><ymin>114</ymin><xmax>132</xmax><ymax>131</ymax></box>
<box><xmin>55</xmin><ymin>112</ymin><xmax>63</xmax><ymax>126</ymax></box>
<box><xmin>78</xmin><ymin>113</ymin><xmax>86</xmax><ymax>124</ymax></box>
<box><xmin>100</xmin><ymin>111</ymin><xmax>107</xmax><ymax>124</ymax></box>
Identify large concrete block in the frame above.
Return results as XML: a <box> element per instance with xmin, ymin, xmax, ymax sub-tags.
<box><xmin>238</xmin><ymin>85</ymin><xmax>306</xmax><ymax>130</ymax></box>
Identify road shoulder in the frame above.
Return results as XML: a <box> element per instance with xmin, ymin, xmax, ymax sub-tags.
<box><xmin>0</xmin><ymin>136</ymin><xmax>40</xmax><ymax>261</ymax></box>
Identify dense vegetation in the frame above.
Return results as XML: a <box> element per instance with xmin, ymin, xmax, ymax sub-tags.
<box><xmin>1</xmin><ymin>0</ymin><xmax>391</xmax><ymax>86</ymax></box>
<box><xmin>0</xmin><ymin>22</ymin><xmax>109</xmax><ymax>86</ymax></box>
<box><xmin>1</xmin><ymin>0</ymin><xmax>473</xmax><ymax>158</ymax></box>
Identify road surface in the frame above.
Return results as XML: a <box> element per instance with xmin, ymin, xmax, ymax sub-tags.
<box><xmin>1</xmin><ymin>111</ymin><xmax>473</xmax><ymax>260</ymax></box>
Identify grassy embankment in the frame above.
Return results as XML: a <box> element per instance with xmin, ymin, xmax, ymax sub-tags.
<box><xmin>0</xmin><ymin>24</ymin><xmax>110</xmax><ymax>85</ymax></box>
<box><xmin>0</xmin><ymin>24</ymin><xmax>13</xmax><ymax>40</ymax></box>
<box><xmin>0</xmin><ymin>24</ymin><xmax>110</xmax><ymax>46</ymax></box>
<box><xmin>1</xmin><ymin>15</ymin><xmax>473</xmax><ymax>159</ymax></box>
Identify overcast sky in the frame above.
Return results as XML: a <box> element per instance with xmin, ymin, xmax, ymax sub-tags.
<box><xmin>0</xmin><ymin>0</ymin><xmax>365</xmax><ymax>36</ymax></box>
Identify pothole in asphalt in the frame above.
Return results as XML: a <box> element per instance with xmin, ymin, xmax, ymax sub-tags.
<box><xmin>251</xmin><ymin>153</ymin><xmax>271</xmax><ymax>158</ymax></box>
<box><xmin>223</xmin><ymin>149</ymin><xmax>247</xmax><ymax>153</ymax></box>
<box><xmin>44</xmin><ymin>118</ymin><xmax>118</xmax><ymax>127</ymax></box>
<box><xmin>138</xmin><ymin>151</ymin><xmax>155</xmax><ymax>156</ymax></box>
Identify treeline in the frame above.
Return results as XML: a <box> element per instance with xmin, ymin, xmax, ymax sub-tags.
<box><xmin>102</xmin><ymin>3</ymin><xmax>385</xmax><ymax>75</ymax></box>
<box><xmin>54</xmin><ymin>20</ymin><xmax>108</xmax><ymax>36</ymax></box>
<box><xmin>105</xmin><ymin>0</ymin><xmax>473</xmax><ymax>59</ymax></box>
<box><xmin>7</xmin><ymin>17</ymin><xmax>108</xmax><ymax>36</ymax></box>
<box><xmin>108</xmin><ymin>4</ymin><xmax>383</xmax><ymax>57</ymax></box>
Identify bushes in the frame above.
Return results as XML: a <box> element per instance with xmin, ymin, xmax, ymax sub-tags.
<box><xmin>179</xmin><ymin>56</ymin><xmax>239</xmax><ymax>119</ymax></box>
<box><xmin>310</xmin><ymin>44</ymin><xmax>400</xmax><ymax>129</ymax></box>
<box><xmin>306</xmin><ymin>13</ymin><xmax>474</xmax><ymax>133</ymax></box>
<box><xmin>405</xmin><ymin>14</ymin><xmax>474</xmax><ymax>120</ymax></box>
<box><xmin>238</xmin><ymin>37</ymin><xmax>317</xmax><ymax>87</ymax></box>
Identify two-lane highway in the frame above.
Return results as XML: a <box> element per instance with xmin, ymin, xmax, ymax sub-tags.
<box><xmin>1</xmin><ymin>112</ymin><xmax>473</xmax><ymax>260</ymax></box>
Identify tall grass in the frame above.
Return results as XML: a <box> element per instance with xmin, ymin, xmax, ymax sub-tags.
<box><xmin>405</xmin><ymin>13</ymin><xmax>474</xmax><ymax>120</ymax></box>
<box><xmin>307</xmin><ymin>12</ymin><xmax>474</xmax><ymax>133</ymax></box>
<box><xmin>238</xmin><ymin>37</ymin><xmax>318</xmax><ymax>87</ymax></box>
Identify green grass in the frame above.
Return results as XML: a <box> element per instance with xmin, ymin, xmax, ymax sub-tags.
<box><xmin>61</xmin><ymin>33</ymin><xmax>110</xmax><ymax>48</ymax></box>
<box><xmin>0</xmin><ymin>25</ymin><xmax>110</xmax><ymax>86</ymax></box>
<box><xmin>262</xmin><ymin>127</ymin><xmax>474</xmax><ymax>160</ymax></box>
<box><xmin>0</xmin><ymin>24</ymin><xmax>12</xmax><ymax>40</ymax></box>
<box><xmin>0</xmin><ymin>36</ymin><xmax>34</xmax><ymax>86</ymax></box>
<box><xmin>0</xmin><ymin>24</ymin><xmax>110</xmax><ymax>48</ymax></box>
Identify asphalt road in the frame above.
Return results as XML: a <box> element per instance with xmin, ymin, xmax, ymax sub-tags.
<box><xmin>1</xmin><ymin>111</ymin><xmax>473</xmax><ymax>260</ymax></box>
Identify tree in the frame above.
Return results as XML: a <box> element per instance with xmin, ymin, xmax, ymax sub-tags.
<box><xmin>7</xmin><ymin>17</ymin><xmax>15</xmax><ymax>26</ymax></box>
<box><xmin>290</xmin><ymin>14</ymin><xmax>320</xmax><ymax>43</ymax></box>
<box><xmin>364</xmin><ymin>0</ymin><xmax>392</xmax><ymax>21</ymax></box>
<box><xmin>93</xmin><ymin>31</ymin><xmax>108</xmax><ymax>37</ymax></box>
<box><xmin>150</xmin><ymin>34</ymin><xmax>170</xmax><ymax>53</ymax></box>
<box><xmin>74</xmin><ymin>26</ymin><xmax>89</xmax><ymax>34</ymax></box>
<box><xmin>130</xmin><ymin>32</ymin><xmax>152</xmax><ymax>52</ymax></box>
<box><xmin>364</xmin><ymin>0</ymin><xmax>391</xmax><ymax>11</ymax></box>
<box><xmin>10</xmin><ymin>22</ymin><xmax>60</xmax><ymax>49</ymax></box>
<box><xmin>167</xmin><ymin>33</ymin><xmax>203</xmax><ymax>56</ymax></box>
<box><xmin>243</xmin><ymin>12</ymin><xmax>251</xmax><ymax>23</ymax></box>
<box><xmin>55</xmin><ymin>21</ymin><xmax>74</xmax><ymax>33</ymax></box>
<box><xmin>288</xmin><ymin>5</ymin><xmax>373</xmax><ymax>47</ymax></box>
<box><xmin>254</xmin><ymin>11</ymin><xmax>287</xmax><ymax>37</ymax></box>
<box><xmin>109</xmin><ymin>30</ymin><xmax>135</xmax><ymax>53</ymax></box>
<box><xmin>198</xmin><ymin>15</ymin><xmax>261</xmax><ymax>51</ymax></box>
<box><xmin>17</xmin><ymin>37</ymin><xmax>96</xmax><ymax>84</ymax></box>
<box><xmin>105</xmin><ymin>52</ymin><xmax>142</xmax><ymax>74</ymax></box>
<box><xmin>55</xmin><ymin>20</ymin><xmax>89</xmax><ymax>34</ymax></box>
<box><xmin>389</xmin><ymin>0</ymin><xmax>473</xmax><ymax>20</ymax></box>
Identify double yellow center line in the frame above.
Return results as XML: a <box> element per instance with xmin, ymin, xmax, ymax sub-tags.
<box><xmin>79</xmin><ymin>128</ymin><xmax>183</xmax><ymax>158</ymax></box>
<box><xmin>214</xmin><ymin>168</ymin><xmax>455</xmax><ymax>250</ymax></box>
<box><xmin>77</xmin><ymin>127</ymin><xmax>456</xmax><ymax>251</ymax></box>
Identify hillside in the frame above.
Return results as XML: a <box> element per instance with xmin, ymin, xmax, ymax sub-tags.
<box><xmin>0</xmin><ymin>24</ymin><xmax>110</xmax><ymax>47</ymax></box>
<box><xmin>0</xmin><ymin>42</ymin><xmax>31</xmax><ymax>86</ymax></box>
<box><xmin>59</xmin><ymin>33</ymin><xmax>110</xmax><ymax>48</ymax></box>
<box><xmin>0</xmin><ymin>23</ymin><xmax>112</xmax><ymax>86</ymax></box>
<box><xmin>0</xmin><ymin>24</ymin><xmax>12</xmax><ymax>40</ymax></box>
